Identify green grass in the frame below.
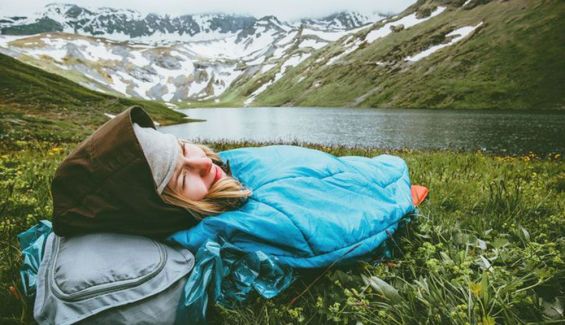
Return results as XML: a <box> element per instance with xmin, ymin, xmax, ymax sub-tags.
<box><xmin>0</xmin><ymin>133</ymin><xmax>563</xmax><ymax>324</ymax></box>
<box><xmin>359</xmin><ymin>0</ymin><xmax>565</xmax><ymax>109</ymax></box>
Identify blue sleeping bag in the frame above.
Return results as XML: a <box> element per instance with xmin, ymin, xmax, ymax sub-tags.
<box><xmin>169</xmin><ymin>145</ymin><xmax>415</xmax><ymax>322</ymax></box>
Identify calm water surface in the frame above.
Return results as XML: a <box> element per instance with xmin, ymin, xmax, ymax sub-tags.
<box><xmin>159</xmin><ymin>107</ymin><xmax>565</xmax><ymax>155</ymax></box>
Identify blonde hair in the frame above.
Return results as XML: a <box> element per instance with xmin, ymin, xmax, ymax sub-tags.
<box><xmin>160</xmin><ymin>140</ymin><xmax>252</xmax><ymax>220</ymax></box>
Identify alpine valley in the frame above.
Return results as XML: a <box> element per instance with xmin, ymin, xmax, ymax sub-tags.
<box><xmin>0</xmin><ymin>0</ymin><xmax>563</xmax><ymax>109</ymax></box>
<box><xmin>1</xmin><ymin>2</ymin><xmax>564</xmax><ymax>324</ymax></box>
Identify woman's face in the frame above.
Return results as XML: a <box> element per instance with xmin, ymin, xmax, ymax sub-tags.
<box><xmin>166</xmin><ymin>142</ymin><xmax>227</xmax><ymax>201</ymax></box>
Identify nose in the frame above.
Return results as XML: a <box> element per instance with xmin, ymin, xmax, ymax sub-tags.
<box><xmin>184</xmin><ymin>157</ymin><xmax>213</xmax><ymax>176</ymax></box>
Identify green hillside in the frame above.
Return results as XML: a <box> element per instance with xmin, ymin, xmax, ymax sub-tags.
<box><xmin>0</xmin><ymin>53</ymin><xmax>187</xmax><ymax>143</ymax></box>
<box><xmin>221</xmin><ymin>0</ymin><xmax>564</xmax><ymax>109</ymax></box>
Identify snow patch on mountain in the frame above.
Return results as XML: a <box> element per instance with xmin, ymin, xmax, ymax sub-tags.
<box><xmin>366</xmin><ymin>6</ymin><xmax>446</xmax><ymax>44</ymax></box>
<box><xmin>177</xmin><ymin>28</ymin><xmax>276</xmax><ymax>60</ymax></box>
<box><xmin>0</xmin><ymin>35</ymin><xmax>28</xmax><ymax>47</ymax></box>
<box><xmin>110</xmin><ymin>72</ymin><xmax>131</xmax><ymax>96</ymax></box>
<box><xmin>277</xmin><ymin>31</ymin><xmax>298</xmax><ymax>45</ymax></box>
<box><xmin>405</xmin><ymin>22</ymin><xmax>483</xmax><ymax>62</ymax></box>
<box><xmin>245</xmin><ymin>51</ymin><xmax>312</xmax><ymax>105</ymax></box>
<box><xmin>274</xmin><ymin>53</ymin><xmax>310</xmax><ymax>86</ymax></box>
<box><xmin>260</xmin><ymin>63</ymin><xmax>277</xmax><ymax>74</ymax></box>
<box><xmin>303</xmin><ymin>28</ymin><xmax>359</xmax><ymax>42</ymax></box>
<box><xmin>129</xmin><ymin>51</ymin><xmax>151</xmax><ymax>66</ymax></box>
<box><xmin>244</xmin><ymin>80</ymin><xmax>272</xmax><ymax>105</ymax></box>
<box><xmin>327</xmin><ymin>37</ymin><xmax>364</xmax><ymax>65</ymax></box>
<box><xmin>299</xmin><ymin>39</ymin><xmax>327</xmax><ymax>50</ymax></box>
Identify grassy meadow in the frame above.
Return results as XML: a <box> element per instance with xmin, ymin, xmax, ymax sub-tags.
<box><xmin>0</xmin><ymin>129</ymin><xmax>563</xmax><ymax>324</ymax></box>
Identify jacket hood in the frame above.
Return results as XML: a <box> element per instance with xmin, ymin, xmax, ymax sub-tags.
<box><xmin>51</xmin><ymin>106</ymin><xmax>197</xmax><ymax>239</ymax></box>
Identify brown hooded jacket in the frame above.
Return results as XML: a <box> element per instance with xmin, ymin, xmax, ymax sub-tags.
<box><xmin>51</xmin><ymin>106</ymin><xmax>197</xmax><ymax>239</ymax></box>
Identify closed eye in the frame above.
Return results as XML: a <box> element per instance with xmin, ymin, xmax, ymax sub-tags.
<box><xmin>173</xmin><ymin>143</ymin><xmax>184</xmax><ymax>192</ymax></box>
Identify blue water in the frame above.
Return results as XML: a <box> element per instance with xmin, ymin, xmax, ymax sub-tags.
<box><xmin>159</xmin><ymin>107</ymin><xmax>565</xmax><ymax>155</ymax></box>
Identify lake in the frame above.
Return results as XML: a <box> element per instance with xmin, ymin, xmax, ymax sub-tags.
<box><xmin>159</xmin><ymin>107</ymin><xmax>565</xmax><ymax>155</ymax></box>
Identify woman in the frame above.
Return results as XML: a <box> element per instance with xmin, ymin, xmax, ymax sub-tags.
<box><xmin>51</xmin><ymin>106</ymin><xmax>251</xmax><ymax>239</ymax></box>
<box><xmin>45</xmin><ymin>105</ymin><xmax>426</xmax><ymax>322</ymax></box>
<box><xmin>51</xmin><ymin>105</ymin><xmax>427</xmax><ymax>241</ymax></box>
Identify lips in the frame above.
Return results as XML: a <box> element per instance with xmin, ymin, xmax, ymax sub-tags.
<box><xmin>213</xmin><ymin>164</ymin><xmax>224</xmax><ymax>183</ymax></box>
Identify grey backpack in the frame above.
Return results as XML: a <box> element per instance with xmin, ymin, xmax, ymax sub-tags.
<box><xmin>34</xmin><ymin>232</ymin><xmax>194</xmax><ymax>325</ymax></box>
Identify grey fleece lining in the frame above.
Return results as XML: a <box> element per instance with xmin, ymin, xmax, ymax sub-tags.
<box><xmin>132</xmin><ymin>123</ymin><xmax>180</xmax><ymax>194</ymax></box>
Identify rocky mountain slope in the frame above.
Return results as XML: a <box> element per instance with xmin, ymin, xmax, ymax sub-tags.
<box><xmin>0</xmin><ymin>4</ymin><xmax>384</xmax><ymax>104</ymax></box>
<box><xmin>241</xmin><ymin>0</ymin><xmax>564</xmax><ymax>109</ymax></box>
<box><xmin>0</xmin><ymin>52</ymin><xmax>187</xmax><ymax>142</ymax></box>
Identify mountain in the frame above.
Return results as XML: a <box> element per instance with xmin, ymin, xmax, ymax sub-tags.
<box><xmin>0</xmin><ymin>52</ymin><xmax>187</xmax><ymax>142</ymax></box>
<box><xmin>0</xmin><ymin>4</ymin><xmax>383</xmax><ymax>104</ymax></box>
<box><xmin>0</xmin><ymin>4</ymin><xmax>256</xmax><ymax>42</ymax></box>
<box><xmin>239</xmin><ymin>0</ymin><xmax>565</xmax><ymax>109</ymax></box>
<box><xmin>3</xmin><ymin>1</ymin><xmax>560</xmax><ymax>110</ymax></box>
<box><xmin>0</xmin><ymin>3</ymin><xmax>378</xmax><ymax>42</ymax></box>
<box><xmin>300</xmin><ymin>11</ymin><xmax>384</xmax><ymax>30</ymax></box>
